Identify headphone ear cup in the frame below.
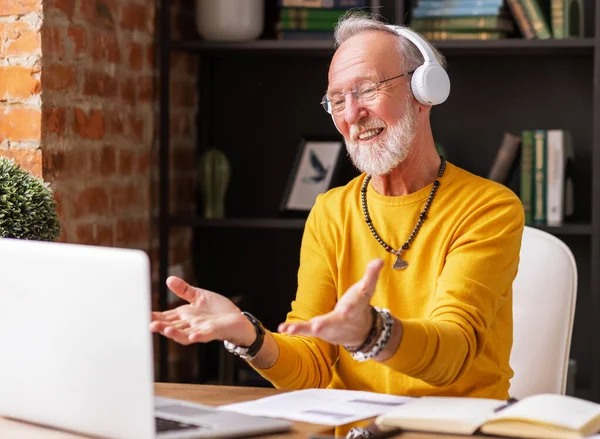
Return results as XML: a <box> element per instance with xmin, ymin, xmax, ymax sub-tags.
<box><xmin>411</xmin><ymin>64</ymin><xmax>450</xmax><ymax>106</ymax></box>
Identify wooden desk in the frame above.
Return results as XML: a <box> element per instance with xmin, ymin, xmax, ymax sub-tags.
<box><xmin>0</xmin><ymin>383</ymin><xmax>477</xmax><ymax>439</ymax></box>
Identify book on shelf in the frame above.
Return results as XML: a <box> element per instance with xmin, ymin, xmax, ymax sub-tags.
<box><xmin>517</xmin><ymin>0</ymin><xmax>552</xmax><ymax>39</ymax></box>
<box><xmin>488</xmin><ymin>132</ymin><xmax>521</xmax><ymax>185</ymax></box>
<box><xmin>278</xmin><ymin>30</ymin><xmax>334</xmax><ymax>40</ymax></box>
<box><xmin>564</xmin><ymin>0</ymin><xmax>584</xmax><ymax>38</ymax></box>
<box><xmin>416</xmin><ymin>0</ymin><xmax>504</xmax><ymax>8</ymax></box>
<box><xmin>520</xmin><ymin>130</ymin><xmax>535</xmax><ymax>226</ymax></box>
<box><xmin>375</xmin><ymin>393</ymin><xmax>600</xmax><ymax>439</ymax></box>
<box><xmin>412</xmin><ymin>6</ymin><xmax>506</xmax><ymax>18</ymax></box>
<box><xmin>421</xmin><ymin>30</ymin><xmax>506</xmax><ymax>40</ymax></box>
<box><xmin>280</xmin><ymin>20</ymin><xmax>337</xmax><ymax>31</ymax></box>
<box><xmin>546</xmin><ymin>129</ymin><xmax>574</xmax><ymax>227</ymax></box>
<box><xmin>533</xmin><ymin>129</ymin><xmax>547</xmax><ymax>226</ymax></box>
<box><xmin>519</xmin><ymin>129</ymin><xmax>575</xmax><ymax>227</ymax></box>
<box><xmin>277</xmin><ymin>0</ymin><xmax>367</xmax><ymax>8</ymax></box>
<box><xmin>411</xmin><ymin>15</ymin><xmax>515</xmax><ymax>33</ymax></box>
<box><xmin>280</xmin><ymin>7</ymin><xmax>350</xmax><ymax>21</ymax></box>
<box><xmin>506</xmin><ymin>0</ymin><xmax>536</xmax><ymax>38</ymax></box>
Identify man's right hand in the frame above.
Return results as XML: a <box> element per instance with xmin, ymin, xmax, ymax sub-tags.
<box><xmin>149</xmin><ymin>276</ymin><xmax>256</xmax><ymax>346</ymax></box>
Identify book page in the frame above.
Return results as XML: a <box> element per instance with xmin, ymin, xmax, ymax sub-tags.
<box><xmin>488</xmin><ymin>394</ymin><xmax>600</xmax><ymax>431</ymax></box>
<box><xmin>376</xmin><ymin>396</ymin><xmax>506</xmax><ymax>434</ymax></box>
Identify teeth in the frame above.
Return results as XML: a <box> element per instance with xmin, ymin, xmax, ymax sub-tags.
<box><xmin>359</xmin><ymin>128</ymin><xmax>383</xmax><ymax>140</ymax></box>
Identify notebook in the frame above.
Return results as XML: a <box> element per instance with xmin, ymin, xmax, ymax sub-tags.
<box><xmin>0</xmin><ymin>238</ymin><xmax>291</xmax><ymax>438</ymax></box>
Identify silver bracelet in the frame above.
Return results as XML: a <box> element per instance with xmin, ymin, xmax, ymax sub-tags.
<box><xmin>347</xmin><ymin>307</ymin><xmax>393</xmax><ymax>362</ymax></box>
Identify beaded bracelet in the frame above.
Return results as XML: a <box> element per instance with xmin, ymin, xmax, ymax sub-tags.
<box><xmin>347</xmin><ymin>307</ymin><xmax>393</xmax><ymax>362</ymax></box>
<box><xmin>344</xmin><ymin>306</ymin><xmax>379</xmax><ymax>353</ymax></box>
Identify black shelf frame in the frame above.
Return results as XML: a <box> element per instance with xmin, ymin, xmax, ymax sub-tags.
<box><xmin>158</xmin><ymin>0</ymin><xmax>600</xmax><ymax>400</ymax></box>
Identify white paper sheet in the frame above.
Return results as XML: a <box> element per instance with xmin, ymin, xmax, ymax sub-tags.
<box><xmin>218</xmin><ymin>388</ymin><xmax>412</xmax><ymax>426</ymax></box>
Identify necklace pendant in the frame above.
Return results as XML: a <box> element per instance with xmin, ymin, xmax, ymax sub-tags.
<box><xmin>393</xmin><ymin>250</ymin><xmax>408</xmax><ymax>270</ymax></box>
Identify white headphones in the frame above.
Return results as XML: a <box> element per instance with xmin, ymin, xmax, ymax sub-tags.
<box><xmin>386</xmin><ymin>25</ymin><xmax>450</xmax><ymax>106</ymax></box>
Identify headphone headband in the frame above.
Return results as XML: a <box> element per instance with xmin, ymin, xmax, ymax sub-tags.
<box><xmin>385</xmin><ymin>25</ymin><xmax>438</xmax><ymax>65</ymax></box>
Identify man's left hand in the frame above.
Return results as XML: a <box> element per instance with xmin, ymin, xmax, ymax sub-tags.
<box><xmin>278</xmin><ymin>258</ymin><xmax>384</xmax><ymax>347</ymax></box>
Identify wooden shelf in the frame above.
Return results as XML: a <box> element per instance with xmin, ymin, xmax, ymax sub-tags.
<box><xmin>170</xmin><ymin>217</ymin><xmax>306</xmax><ymax>230</ymax></box>
<box><xmin>169</xmin><ymin>38</ymin><xmax>595</xmax><ymax>56</ymax></box>
<box><xmin>537</xmin><ymin>223</ymin><xmax>593</xmax><ymax>236</ymax></box>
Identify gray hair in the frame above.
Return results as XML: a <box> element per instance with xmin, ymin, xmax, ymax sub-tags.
<box><xmin>333</xmin><ymin>12</ymin><xmax>447</xmax><ymax>74</ymax></box>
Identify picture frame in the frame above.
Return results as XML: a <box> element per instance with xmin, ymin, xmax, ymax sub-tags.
<box><xmin>280</xmin><ymin>136</ymin><xmax>344</xmax><ymax>212</ymax></box>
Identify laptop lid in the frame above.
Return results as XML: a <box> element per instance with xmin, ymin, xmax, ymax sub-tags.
<box><xmin>0</xmin><ymin>238</ymin><xmax>292</xmax><ymax>439</ymax></box>
<box><xmin>0</xmin><ymin>238</ymin><xmax>157</xmax><ymax>438</ymax></box>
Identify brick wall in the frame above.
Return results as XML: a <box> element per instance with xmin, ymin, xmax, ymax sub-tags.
<box><xmin>0</xmin><ymin>0</ymin><xmax>198</xmax><ymax>381</ymax></box>
<box><xmin>0</xmin><ymin>0</ymin><xmax>43</xmax><ymax>177</ymax></box>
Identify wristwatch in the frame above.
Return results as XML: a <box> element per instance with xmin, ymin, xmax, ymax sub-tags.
<box><xmin>223</xmin><ymin>312</ymin><xmax>265</xmax><ymax>361</ymax></box>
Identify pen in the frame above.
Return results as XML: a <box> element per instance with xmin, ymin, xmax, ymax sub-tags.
<box><xmin>309</xmin><ymin>427</ymin><xmax>404</xmax><ymax>439</ymax></box>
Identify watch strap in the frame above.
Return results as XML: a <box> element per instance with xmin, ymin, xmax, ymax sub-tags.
<box><xmin>223</xmin><ymin>312</ymin><xmax>265</xmax><ymax>361</ymax></box>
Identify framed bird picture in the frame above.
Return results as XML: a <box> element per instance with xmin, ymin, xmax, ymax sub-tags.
<box><xmin>280</xmin><ymin>136</ymin><xmax>344</xmax><ymax>213</ymax></box>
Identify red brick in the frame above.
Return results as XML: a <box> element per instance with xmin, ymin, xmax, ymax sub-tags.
<box><xmin>46</xmin><ymin>0</ymin><xmax>75</xmax><ymax>17</ymax></box>
<box><xmin>146</xmin><ymin>43</ymin><xmax>155</xmax><ymax>68</ymax></box>
<box><xmin>0</xmin><ymin>66</ymin><xmax>41</xmax><ymax>99</ymax></box>
<box><xmin>43</xmin><ymin>64</ymin><xmax>76</xmax><ymax>92</ymax></box>
<box><xmin>0</xmin><ymin>107</ymin><xmax>41</xmax><ymax>141</ymax></box>
<box><xmin>120</xmin><ymin>77</ymin><xmax>135</xmax><ymax>105</ymax></box>
<box><xmin>67</xmin><ymin>25</ymin><xmax>87</xmax><ymax>56</ymax></box>
<box><xmin>118</xmin><ymin>148</ymin><xmax>135</xmax><ymax>174</ymax></box>
<box><xmin>109</xmin><ymin>112</ymin><xmax>124</xmax><ymax>135</ymax></box>
<box><xmin>129</xmin><ymin>42</ymin><xmax>143</xmax><ymax>71</ymax></box>
<box><xmin>83</xmin><ymin>71</ymin><xmax>118</xmax><ymax>97</ymax></box>
<box><xmin>0</xmin><ymin>22</ymin><xmax>40</xmax><ymax>56</ymax></box>
<box><xmin>43</xmin><ymin>106</ymin><xmax>67</xmax><ymax>136</ymax></box>
<box><xmin>80</xmin><ymin>0</ymin><xmax>116</xmax><ymax>27</ymax></box>
<box><xmin>96</xmin><ymin>224</ymin><xmax>114</xmax><ymax>246</ymax></box>
<box><xmin>75</xmin><ymin>223</ymin><xmax>94</xmax><ymax>245</ymax></box>
<box><xmin>112</xmin><ymin>183</ymin><xmax>141</xmax><ymax>214</ymax></box>
<box><xmin>42</xmin><ymin>26</ymin><xmax>65</xmax><ymax>60</ymax></box>
<box><xmin>0</xmin><ymin>148</ymin><xmax>42</xmax><ymax>178</ymax></box>
<box><xmin>91</xmin><ymin>30</ymin><xmax>120</xmax><ymax>63</ymax></box>
<box><xmin>98</xmin><ymin>144</ymin><xmax>116</xmax><ymax>176</ymax></box>
<box><xmin>42</xmin><ymin>148</ymin><xmax>65</xmax><ymax>179</ymax></box>
<box><xmin>116</xmin><ymin>217</ymin><xmax>148</xmax><ymax>246</ymax></box>
<box><xmin>129</xmin><ymin>115</ymin><xmax>144</xmax><ymax>141</ymax></box>
<box><xmin>74</xmin><ymin>108</ymin><xmax>105</xmax><ymax>140</ymax></box>
<box><xmin>73</xmin><ymin>186</ymin><xmax>110</xmax><ymax>218</ymax></box>
<box><xmin>138</xmin><ymin>76</ymin><xmax>153</xmax><ymax>103</ymax></box>
<box><xmin>0</xmin><ymin>0</ymin><xmax>41</xmax><ymax>16</ymax></box>
<box><xmin>120</xmin><ymin>3</ymin><xmax>148</xmax><ymax>31</ymax></box>
<box><xmin>136</xmin><ymin>151</ymin><xmax>150</xmax><ymax>175</ymax></box>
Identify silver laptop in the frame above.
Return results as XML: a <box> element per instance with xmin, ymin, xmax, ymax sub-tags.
<box><xmin>0</xmin><ymin>238</ymin><xmax>291</xmax><ymax>438</ymax></box>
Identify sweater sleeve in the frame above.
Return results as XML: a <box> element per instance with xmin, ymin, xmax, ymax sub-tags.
<box><xmin>251</xmin><ymin>196</ymin><xmax>339</xmax><ymax>389</ymax></box>
<box><xmin>381</xmin><ymin>196</ymin><xmax>525</xmax><ymax>387</ymax></box>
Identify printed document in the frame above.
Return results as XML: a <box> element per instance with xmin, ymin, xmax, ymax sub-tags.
<box><xmin>218</xmin><ymin>388</ymin><xmax>411</xmax><ymax>426</ymax></box>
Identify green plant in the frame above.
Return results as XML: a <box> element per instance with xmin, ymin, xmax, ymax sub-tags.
<box><xmin>0</xmin><ymin>157</ymin><xmax>60</xmax><ymax>241</ymax></box>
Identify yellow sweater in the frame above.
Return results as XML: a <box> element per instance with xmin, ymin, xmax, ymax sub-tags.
<box><xmin>255</xmin><ymin>162</ymin><xmax>524</xmax><ymax>399</ymax></box>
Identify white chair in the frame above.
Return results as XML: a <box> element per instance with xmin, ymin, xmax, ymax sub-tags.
<box><xmin>509</xmin><ymin>226</ymin><xmax>577</xmax><ymax>399</ymax></box>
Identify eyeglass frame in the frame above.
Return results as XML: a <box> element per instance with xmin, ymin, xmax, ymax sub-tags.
<box><xmin>320</xmin><ymin>70</ymin><xmax>415</xmax><ymax>115</ymax></box>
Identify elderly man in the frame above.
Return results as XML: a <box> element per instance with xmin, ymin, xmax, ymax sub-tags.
<box><xmin>151</xmin><ymin>12</ymin><xmax>524</xmax><ymax>399</ymax></box>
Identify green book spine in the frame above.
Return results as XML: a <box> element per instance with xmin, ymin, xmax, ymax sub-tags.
<box><xmin>280</xmin><ymin>7</ymin><xmax>348</xmax><ymax>22</ymax></box>
<box><xmin>533</xmin><ymin>130</ymin><xmax>547</xmax><ymax>226</ymax></box>
<box><xmin>280</xmin><ymin>18</ymin><xmax>337</xmax><ymax>30</ymax></box>
<box><xmin>520</xmin><ymin>130</ymin><xmax>535</xmax><ymax>226</ymax></box>
<box><xmin>519</xmin><ymin>0</ymin><xmax>552</xmax><ymax>38</ymax></box>
<box><xmin>506</xmin><ymin>0</ymin><xmax>536</xmax><ymax>38</ymax></box>
<box><xmin>551</xmin><ymin>0</ymin><xmax>565</xmax><ymax>38</ymax></box>
<box><xmin>411</xmin><ymin>16</ymin><xmax>514</xmax><ymax>32</ymax></box>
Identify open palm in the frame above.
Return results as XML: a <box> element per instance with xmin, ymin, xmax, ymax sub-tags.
<box><xmin>150</xmin><ymin>276</ymin><xmax>246</xmax><ymax>346</ymax></box>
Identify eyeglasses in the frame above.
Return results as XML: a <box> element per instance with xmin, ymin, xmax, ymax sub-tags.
<box><xmin>320</xmin><ymin>71</ymin><xmax>414</xmax><ymax>115</ymax></box>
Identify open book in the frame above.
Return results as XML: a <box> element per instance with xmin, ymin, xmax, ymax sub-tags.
<box><xmin>375</xmin><ymin>394</ymin><xmax>600</xmax><ymax>439</ymax></box>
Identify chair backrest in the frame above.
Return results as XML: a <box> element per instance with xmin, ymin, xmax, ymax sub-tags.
<box><xmin>509</xmin><ymin>226</ymin><xmax>577</xmax><ymax>399</ymax></box>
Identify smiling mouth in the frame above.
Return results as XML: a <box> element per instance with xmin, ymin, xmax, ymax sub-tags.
<box><xmin>358</xmin><ymin>128</ymin><xmax>384</xmax><ymax>141</ymax></box>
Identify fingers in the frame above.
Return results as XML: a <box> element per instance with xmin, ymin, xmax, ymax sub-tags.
<box><xmin>361</xmin><ymin>258</ymin><xmax>384</xmax><ymax>300</ymax></box>
<box><xmin>340</xmin><ymin>258</ymin><xmax>384</xmax><ymax>309</ymax></box>
<box><xmin>166</xmin><ymin>276</ymin><xmax>199</xmax><ymax>304</ymax></box>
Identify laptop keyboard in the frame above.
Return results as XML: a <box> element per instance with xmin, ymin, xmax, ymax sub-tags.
<box><xmin>155</xmin><ymin>416</ymin><xmax>203</xmax><ymax>433</ymax></box>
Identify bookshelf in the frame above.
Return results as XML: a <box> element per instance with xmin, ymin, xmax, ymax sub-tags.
<box><xmin>158</xmin><ymin>0</ymin><xmax>600</xmax><ymax>400</ymax></box>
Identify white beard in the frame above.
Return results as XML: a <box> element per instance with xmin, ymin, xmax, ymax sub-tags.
<box><xmin>345</xmin><ymin>98</ymin><xmax>417</xmax><ymax>176</ymax></box>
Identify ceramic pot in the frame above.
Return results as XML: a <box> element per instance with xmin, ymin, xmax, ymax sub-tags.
<box><xmin>195</xmin><ymin>0</ymin><xmax>264</xmax><ymax>41</ymax></box>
